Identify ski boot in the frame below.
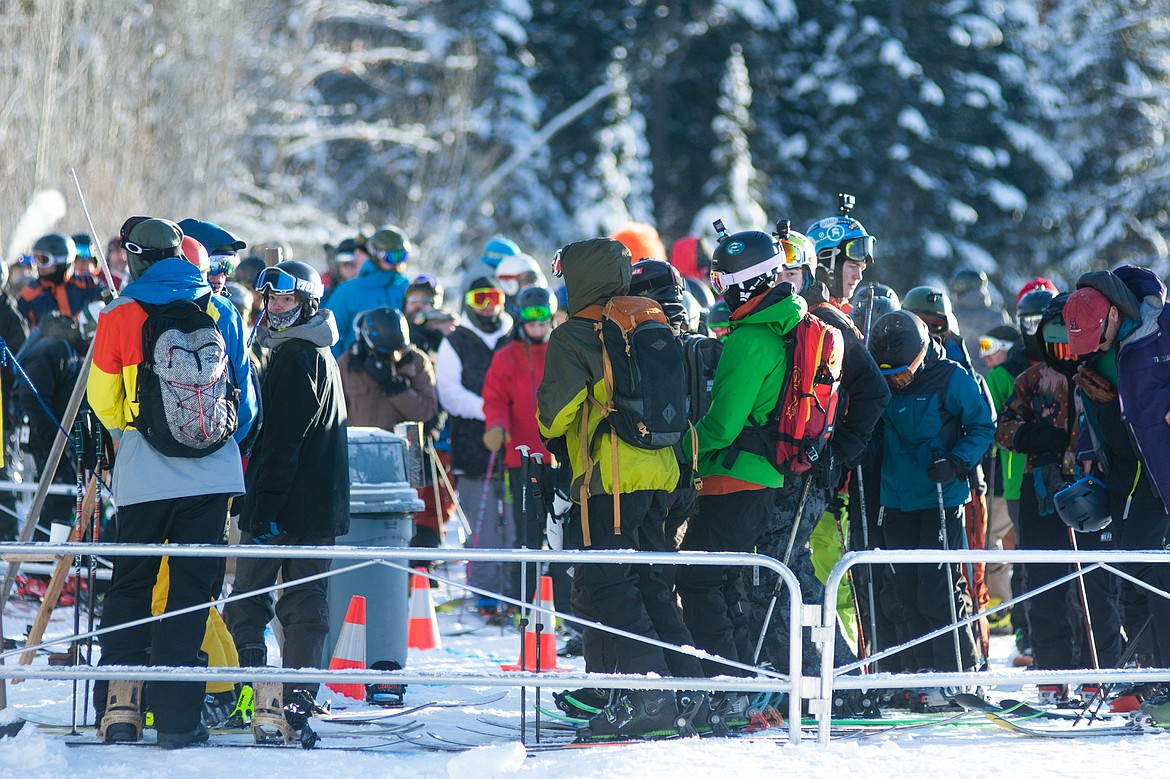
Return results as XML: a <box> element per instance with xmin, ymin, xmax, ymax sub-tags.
<box><xmin>1110</xmin><ymin>683</ymin><xmax>1166</xmax><ymax>714</ymax></box>
<box><xmin>1136</xmin><ymin>690</ymin><xmax>1170</xmax><ymax>726</ymax></box>
<box><xmin>711</xmin><ymin>692</ymin><xmax>755</xmax><ymax>734</ymax></box>
<box><xmin>1037</xmin><ymin>684</ymin><xmax>1073</xmax><ymax>707</ymax></box>
<box><xmin>98</xmin><ymin>680</ymin><xmax>144</xmax><ymax>743</ymax></box>
<box><xmin>673</xmin><ymin>691</ymin><xmax>712</xmax><ymax>737</ymax></box>
<box><xmin>578</xmin><ymin>690</ymin><xmax>679</xmax><ymax>741</ymax></box>
<box><xmin>366</xmin><ymin>660</ymin><xmax>407</xmax><ymax>707</ymax></box>
<box><xmin>833</xmin><ymin>689</ymin><xmax>882</xmax><ymax>719</ymax></box>
<box><xmin>554</xmin><ymin>687</ymin><xmax>608</xmax><ymax>720</ymax></box>
<box><xmin>223</xmin><ymin>684</ymin><xmax>254</xmax><ymax>729</ymax></box>
<box><xmin>250</xmin><ymin>683</ymin><xmax>299</xmax><ymax>745</ymax></box>
<box><xmin>910</xmin><ymin>686</ymin><xmax>962</xmax><ymax>713</ymax></box>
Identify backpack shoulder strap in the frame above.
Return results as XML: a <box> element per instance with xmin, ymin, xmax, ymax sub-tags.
<box><xmin>573</xmin><ymin>304</ymin><xmax>605</xmax><ymax>322</ymax></box>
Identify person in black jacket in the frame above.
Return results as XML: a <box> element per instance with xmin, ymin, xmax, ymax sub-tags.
<box><xmin>224</xmin><ymin>261</ymin><xmax>349</xmax><ymax>702</ymax></box>
<box><xmin>0</xmin><ymin>266</ymin><xmax>28</xmax><ymax>540</ymax></box>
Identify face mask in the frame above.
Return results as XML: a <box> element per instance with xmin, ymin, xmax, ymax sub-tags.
<box><xmin>267</xmin><ymin>303</ymin><xmax>303</xmax><ymax>331</ymax></box>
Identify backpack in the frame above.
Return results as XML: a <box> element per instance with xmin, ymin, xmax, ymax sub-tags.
<box><xmin>573</xmin><ymin>296</ymin><xmax>689</xmax><ymax>544</ymax></box>
<box><xmin>727</xmin><ymin>312</ymin><xmax>844</xmax><ymax>479</ymax></box>
<box><xmin>681</xmin><ymin>333</ymin><xmax>723</xmax><ymax>426</ymax></box>
<box><xmin>131</xmin><ymin>295</ymin><xmax>240</xmax><ymax>458</ymax></box>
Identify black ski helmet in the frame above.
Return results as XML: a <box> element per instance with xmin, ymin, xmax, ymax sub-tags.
<box><xmin>849</xmin><ymin>283</ymin><xmax>902</xmax><ymax>336</ymax></box>
<box><xmin>868</xmin><ymin>310</ymin><xmax>931</xmax><ymax>389</ymax></box>
<box><xmin>709</xmin><ymin>224</ymin><xmax>781</xmax><ymax>312</ymax></box>
<box><xmin>515</xmin><ymin>285</ymin><xmax>557</xmax><ymax>321</ymax></box>
<box><xmin>32</xmin><ymin>233</ymin><xmax>77</xmax><ymax>266</ymax></box>
<box><xmin>631</xmin><ymin>258</ymin><xmax>687</xmax><ymax>329</ymax></box>
<box><xmin>356</xmin><ymin>306</ymin><xmax>411</xmax><ymax>355</ymax></box>
<box><xmin>255</xmin><ymin>260</ymin><xmax>324</xmax><ymax>326</ymax></box>
<box><xmin>1054</xmin><ymin>475</ymin><xmax>1111</xmax><ymax>533</ymax></box>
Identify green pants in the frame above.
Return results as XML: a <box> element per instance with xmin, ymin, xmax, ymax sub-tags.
<box><xmin>809</xmin><ymin>496</ymin><xmax>859</xmax><ymax>652</ymax></box>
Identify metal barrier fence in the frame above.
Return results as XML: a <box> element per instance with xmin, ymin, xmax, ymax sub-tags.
<box><xmin>0</xmin><ymin>543</ymin><xmax>806</xmax><ymax>744</ymax></box>
<box><xmin>816</xmin><ymin>548</ymin><xmax>1170</xmax><ymax>745</ymax></box>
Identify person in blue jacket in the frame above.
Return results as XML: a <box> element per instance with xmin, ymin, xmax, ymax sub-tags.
<box><xmin>325</xmin><ymin>225</ymin><xmax>413</xmax><ymax>356</ymax></box>
<box><xmin>867</xmin><ymin>310</ymin><xmax>994</xmax><ymax>685</ymax></box>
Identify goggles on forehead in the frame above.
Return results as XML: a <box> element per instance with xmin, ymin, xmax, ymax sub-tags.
<box><xmin>778</xmin><ymin>240</ymin><xmax>810</xmax><ymax>271</ymax></box>
<box><xmin>465</xmin><ymin>287</ymin><xmax>505</xmax><ymax>310</ymax></box>
<box><xmin>254</xmin><ymin>266</ymin><xmax>323</xmax><ymax>298</ymax></box>
<box><xmin>709</xmin><ymin>254</ymin><xmax>781</xmax><ymax>295</ymax></box>
<box><xmin>978</xmin><ymin>336</ymin><xmax>1016</xmax><ymax>358</ymax></box>
<box><xmin>208</xmin><ymin>254</ymin><xmax>236</xmax><ymax>277</ymax></box>
<box><xmin>519</xmin><ymin>304</ymin><xmax>553</xmax><ymax>322</ymax></box>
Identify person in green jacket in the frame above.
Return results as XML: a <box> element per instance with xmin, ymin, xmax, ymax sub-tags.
<box><xmin>673</xmin><ymin>226</ymin><xmax>804</xmax><ymax>683</ymax></box>
<box><xmin>537</xmin><ymin>237</ymin><xmax>704</xmax><ymax>739</ymax></box>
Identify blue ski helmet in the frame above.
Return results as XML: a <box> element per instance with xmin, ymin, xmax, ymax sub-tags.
<box><xmin>806</xmin><ymin>215</ymin><xmax>875</xmax><ymax>298</ymax></box>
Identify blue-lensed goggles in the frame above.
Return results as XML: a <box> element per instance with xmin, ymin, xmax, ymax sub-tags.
<box><xmin>255</xmin><ymin>266</ymin><xmax>323</xmax><ymax>298</ymax></box>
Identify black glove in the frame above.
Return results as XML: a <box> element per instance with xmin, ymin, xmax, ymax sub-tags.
<box><xmin>1014</xmin><ymin>423</ymin><xmax>1069</xmax><ymax>454</ymax></box>
<box><xmin>926</xmin><ymin>451</ymin><xmax>967</xmax><ymax>484</ymax></box>
<box><xmin>380</xmin><ymin>374</ymin><xmax>410</xmax><ymax>396</ymax></box>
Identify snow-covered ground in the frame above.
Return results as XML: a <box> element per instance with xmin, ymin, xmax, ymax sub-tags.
<box><xmin>2</xmin><ymin>564</ymin><xmax>1167</xmax><ymax>778</ymax></box>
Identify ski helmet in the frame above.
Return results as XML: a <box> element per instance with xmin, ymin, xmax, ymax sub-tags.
<box><xmin>32</xmin><ymin>233</ymin><xmax>76</xmax><ymax>269</ymax></box>
<box><xmin>849</xmin><ymin>283</ymin><xmax>902</xmax><ymax>336</ymax></box>
<box><xmin>773</xmin><ymin>221</ymin><xmax>818</xmax><ymax>290</ymax></box>
<box><xmin>356</xmin><ymin>306</ymin><xmax>411</xmax><ymax>355</ymax></box>
<box><xmin>709</xmin><ymin>224</ymin><xmax>782</xmax><ymax>312</ymax></box>
<box><xmin>902</xmin><ymin>285</ymin><xmax>958</xmax><ymax>337</ymax></box>
<box><xmin>949</xmin><ymin>267</ymin><xmax>988</xmax><ymax>297</ymax></box>
<box><xmin>255</xmin><ymin>260</ymin><xmax>324</xmax><ymax>329</ymax></box>
<box><xmin>405</xmin><ymin>273</ymin><xmax>444</xmax><ymax>308</ymax></box>
<box><xmin>367</xmin><ymin>225</ymin><xmax>411</xmax><ymax>266</ymax></box>
<box><xmin>805</xmin><ymin>215</ymin><xmax>874</xmax><ymax>298</ymax></box>
<box><xmin>1036</xmin><ymin>292</ymin><xmax>1081</xmax><ymax>371</ymax></box>
<box><xmin>71</xmin><ymin>233</ymin><xmax>94</xmax><ymax>260</ymax></box>
<box><xmin>680</xmin><ymin>290</ymin><xmax>702</xmax><ymax>334</ymax></box>
<box><xmin>119</xmin><ymin>218</ymin><xmax>183</xmax><ymax>280</ymax></box>
<box><xmin>496</xmin><ymin>253</ymin><xmax>547</xmax><ymax>297</ymax></box>
<box><xmin>1054</xmin><ymin>475</ymin><xmax>1111</xmax><ymax>533</ymax></box>
<box><xmin>1017</xmin><ymin>287</ymin><xmax>1058</xmax><ymax>336</ymax></box>
<box><xmin>516</xmin><ymin>285</ymin><xmax>557</xmax><ymax>322</ymax></box>
<box><xmin>632</xmin><ymin>258</ymin><xmax>687</xmax><ymax>331</ymax></box>
<box><xmin>708</xmin><ymin>299</ymin><xmax>732</xmax><ymax>331</ymax></box>
<box><xmin>867</xmin><ymin>310</ymin><xmax>931</xmax><ymax>390</ymax></box>
<box><xmin>181</xmin><ymin>236</ymin><xmax>210</xmax><ymax>273</ymax></box>
<box><xmin>479</xmin><ymin>236</ymin><xmax>521</xmax><ymax>269</ymax></box>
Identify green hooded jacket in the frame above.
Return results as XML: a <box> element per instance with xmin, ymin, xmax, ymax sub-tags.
<box><xmin>536</xmin><ymin>238</ymin><xmax>680</xmax><ymax>498</ymax></box>
<box><xmin>682</xmin><ymin>283</ymin><xmax>807</xmax><ymax>488</ymax></box>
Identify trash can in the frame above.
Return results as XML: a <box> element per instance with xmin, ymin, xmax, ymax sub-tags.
<box><xmin>326</xmin><ymin>427</ymin><xmax>425</xmax><ymax>670</ymax></box>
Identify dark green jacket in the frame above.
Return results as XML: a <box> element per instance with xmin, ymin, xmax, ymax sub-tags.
<box><xmin>536</xmin><ymin>238</ymin><xmax>679</xmax><ymax>498</ymax></box>
<box><xmin>683</xmin><ymin>283</ymin><xmax>806</xmax><ymax>488</ymax></box>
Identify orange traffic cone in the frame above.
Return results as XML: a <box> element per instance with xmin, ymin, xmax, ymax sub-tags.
<box><xmin>407</xmin><ymin>568</ymin><xmax>441</xmax><ymax>651</ymax></box>
<box><xmin>502</xmin><ymin>575</ymin><xmax>564</xmax><ymax>672</ymax></box>
<box><xmin>326</xmin><ymin>595</ymin><xmax>367</xmax><ymax>700</ymax></box>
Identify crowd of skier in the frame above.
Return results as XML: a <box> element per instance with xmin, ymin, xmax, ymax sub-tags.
<box><xmin>3</xmin><ymin>195</ymin><xmax>1170</xmax><ymax>746</ymax></box>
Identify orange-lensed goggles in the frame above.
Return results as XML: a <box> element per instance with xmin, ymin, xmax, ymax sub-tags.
<box><xmin>465</xmin><ymin>287</ymin><xmax>505</xmax><ymax>310</ymax></box>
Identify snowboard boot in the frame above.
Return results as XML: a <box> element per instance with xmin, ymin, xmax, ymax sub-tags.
<box><xmin>98</xmin><ymin>680</ymin><xmax>144</xmax><ymax>743</ymax></box>
<box><xmin>223</xmin><ymin>684</ymin><xmax>254</xmax><ymax>729</ymax></box>
<box><xmin>366</xmin><ymin>660</ymin><xmax>407</xmax><ymax>707</ymax></box>
<box><xmin>156</xmin><ymin>721</ymin><xmax>209</xmax><ymax>750</ymax></box>
<box><xmin>579</xmin><ymin>689</ymin><xmax>679</xmax><ymax>740</ymax></box>
<box><xmin>250</xmin><ymin>682</ymin><xmax>297</xmax><ymax>744</ymax></box>
<box><xmin>201</xmin><ymin>689</ymin><xmax>238</xmax><ymax>728</ymax></box>
<box><xmin>554</xmin><ymin>687</ymin><xmax>608</xmax><ymax>720</ymax></box>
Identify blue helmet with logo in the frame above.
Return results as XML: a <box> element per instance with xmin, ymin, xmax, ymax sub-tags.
<box><xmin>805</xmin><ymin>215</ymin><xmax>875</xmax><ymax>298</ymax></box>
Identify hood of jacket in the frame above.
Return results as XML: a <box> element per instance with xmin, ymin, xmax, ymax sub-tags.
<box><xmin>729</xmin><ymin>281</ymin><xmax>807</xmax><ymax>332</ymax></box>
<box><xmin>953</xmin><ymin>285</ymin><xmax>993</xmax><ymax>310</ymax></box>
<box><xmin>256</xmin><ymin>309</ymin><xmax>339</xmax><ymax>350</ymax></box>
<box><xmin>120</xmin><ymin>257</ymin><xmax>213</xmax><ymax>306</ymax></box>
<box><xmin>559</xmin><ymin>238</ymin><xmax>631</xmax><ymax>314</ymax></box>
<box><xmin>1077</xmin><ymin>270</ymin><xmax>1144</xmax><ymax>322</ymax></box>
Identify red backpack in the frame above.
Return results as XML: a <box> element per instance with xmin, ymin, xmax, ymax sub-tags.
<box><xmin>727</xmin><ymin>312</ymin><xmax>844</xmax><ymax>478</ymax></box>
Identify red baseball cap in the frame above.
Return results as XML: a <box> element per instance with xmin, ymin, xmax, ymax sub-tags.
<box><xmin>1064</xmin><ymin>287</ymin><xmax>1111</xmax><ymax>356</ymax></box>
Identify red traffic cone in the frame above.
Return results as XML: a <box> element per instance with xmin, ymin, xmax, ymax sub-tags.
<box><xmin>502</xmin><ymin>575</ymin><xmax>565</xmax><ymax>672</ymax></box>
<box><xmin>407</xmin><ymin>568</ymin><xmax>441</xmax><ymax>651</ymax></box>
<box><xmin>326</xmin><ymin>595</ymin><xmax>367</xmax><ymax>700</ymax></box>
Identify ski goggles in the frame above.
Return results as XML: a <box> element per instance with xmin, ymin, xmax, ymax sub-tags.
<box><xmin>519</xmin><ymin>304</ymin><xmax>553</xmax><ymax>322</ymax></box>
<box><xmin>778</xmin><ymin>239</ymin><xmax>811</xmax><ymax>271</ymax></box>
<box><xmin>879</xmin><ymin>349</ymin><xmax>927</xmax><ymax>390</ymax></box>
<box><xmin>405</xmin><ymin>293</ymin><xmax>435</xmax><ymax>309</ymax></box>
<box><xmin>917</xmin><ymin>312</ymin><xmax>950</xmax><ymax>336</ymax></box>
<box><xmin>978</xmin><ymin>336</ymin><xmax>1016</xmax><ymax>358</ymax></box>
<box><xmin>377</xmin><ymin>249</ymin><xmax>408</xmax><ymax>266</ymax></box>
<box><xmin>709</xmin><ymin>253</ymin><xmax>782</xmax><ymax>296</ymax></box>
<box><xmin>819</xmin><ymin>235</ymin><xmax>875</xmax><ymax>266</ymax></box>
<box><xmin>465</xmin><ymin>287</ymin><xmax>505</xmax><ymax>310</ymax></box>
<box><xmin>499</xmin><ymin>270</ymin><xmax>541</xmax><ymax>288</ymax></box>
<box><xmin>33</xmin><ymin>252</ymin><xmax>70</xmax><ymax>269</ymax></box>
<box><xmin>550</xmin><ymin>248</ymin><xmax>564</xmax><ymax>278</ymax></box>
<box><xmin>254</xmin><ymin>266</ymin><xmax>323</xmax><ymax>298</ymax></box>
<box><xmin>208</xmin><ymin>254</ymin><xmax>236</xmax><ymax>277</ymax></box>
<box><xmin>1019</xmin><ymin>313</ymin><xmax>1042</xmax><ymax>336</ymax></box>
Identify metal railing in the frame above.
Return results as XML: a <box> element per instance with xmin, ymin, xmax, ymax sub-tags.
<box><xmin>0</xmin><ymin>543</ymin><xmax>806</xmax><ymax>743</ymax></box>
<box><xmin>815</xmin><ymin>548</ymin><xmax>1170</xmax><ymax>744</ymax></box>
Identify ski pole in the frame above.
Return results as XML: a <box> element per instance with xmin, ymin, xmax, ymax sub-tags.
<box><xmin>1067</xmin><ymin>528</ymin><xmax>1100</xmax><ymax>671</ymax></box>
<box><xmin>1075</xmin><ymin>614</ymin><xmax>1152</xmax><ymax>726</ymax></box>
<box><xmin>856</xmin><ymin>465</ymin><xmax>879</xmax><ymax>671</ymax></box>
<box><xmin>68</xmin><ymin>168</ymin><xmax>120</xmax><ymax>298</ymax></box>
<box><xmin>932</xmin><ymin>449</ymin><xmax>964</xmax><ymax>673</ymax></box>
<box><xmin>752</xmin><ymin>475</ymin><xmax>814</xmax><ymax>664</ymax></box>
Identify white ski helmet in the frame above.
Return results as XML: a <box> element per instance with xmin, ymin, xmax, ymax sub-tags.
<box><xmin>496</xmin><ymin>253</ymin><xmax>547</xmax><ymax>297</ymax></box>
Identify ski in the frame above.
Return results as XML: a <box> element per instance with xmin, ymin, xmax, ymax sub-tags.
<box><xmin>63</xmin><ymin>727</ymin><xmax>430</xmax><ymax>751</ymax></box>
<box><xmin>319</xmin><ymin>691</ymin><xmax>508</xmax><ymax>723</ymax></box>
<box><xmin>953</xmin><ymin>693</ymin><xmax>1119</xmax><ymax>722</ymax></box>
<box><xmin>984</xmin><ymin>711</ymin><xmax>1149</xmax><ymax>738</ymax></box>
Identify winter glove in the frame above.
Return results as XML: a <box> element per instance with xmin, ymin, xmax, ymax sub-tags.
<box><xmin>250</xmin><ymin>521</ymin><xmax>283</xmax><ymax>544</ymax></box>
<box><xmin>379</xmin><ymin>374</ymin><xmax>410</xmax><ymax>396</ymax></box>
<box><xmin>1014</xmin><ymin>423</ymin><xmax>1070</xmax><ymax>455</ymax></box>
<box><xmin>482</xmin><ymin>425</ymin><xmax>508</xmax><ymax>453</ymax></box>
<box><xmin>1073</xmin><ymin>365</ymin><xmax>1118</xmax><ymax>404</ymax></box>
<box><xmin>926</xmin><ymin>450</ymin><xmax>968</xmax><ymax>484</ymax></box>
